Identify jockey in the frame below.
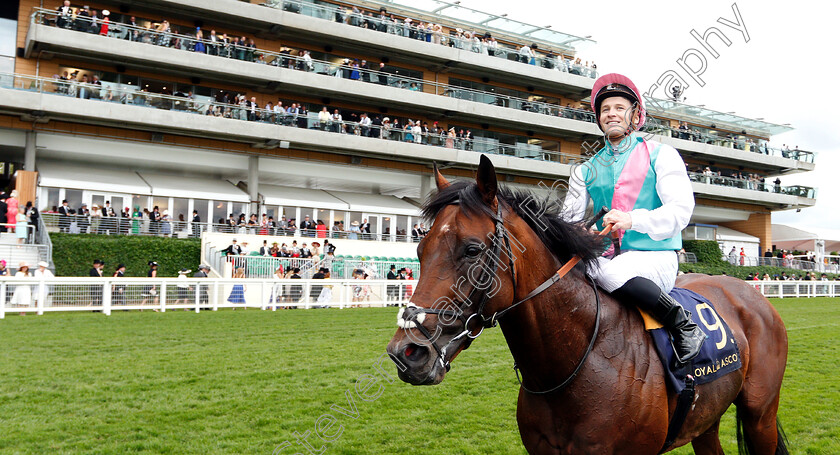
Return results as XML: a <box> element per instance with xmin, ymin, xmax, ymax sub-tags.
<box><xmin>562</xmin><ymin>73</ymin><xmax>705</xmax><ymax>364</ymax></box>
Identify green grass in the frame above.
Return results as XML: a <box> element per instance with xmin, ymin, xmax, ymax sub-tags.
<box><xmin>0</xmin><ymin>298</ymin><xmax>837</xmax><ymax>454</ymax></box>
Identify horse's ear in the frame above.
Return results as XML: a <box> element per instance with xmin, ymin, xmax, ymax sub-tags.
<box><xmin>433</xmin><ymin>163</ymin><xmax>450</xmax><ymax>191</ymax></box>
<box><xmin>475</xmin><ymin>155</ymin><xmax>498</xmax><ymax>207</ymax></box>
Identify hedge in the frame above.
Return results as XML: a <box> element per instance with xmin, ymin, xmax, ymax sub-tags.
<box><xmin>679</xmin><ymin>263</ymin><xmax>837</xmax><ymax>280</ymax></box>
<box><xmin>51</xmin><ymin>234</ymin><xmax>201</xmax><ymax>277</ymax></box>
<box><xmin>682</xmin><ymin>240</ymin><xmax>726</xmax><ymax>265</ymax></box>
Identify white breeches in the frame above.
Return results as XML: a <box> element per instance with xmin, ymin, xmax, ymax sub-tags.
<box><xmin>588</xmin><ymin>250</ymin><xmax>679</xmax><ymax>293</ymax></box>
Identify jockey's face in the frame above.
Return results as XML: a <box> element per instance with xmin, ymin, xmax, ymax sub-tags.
<box><xmin>599</xmin><ymin>96</ymin><xmax>639</xmax><ymax>141</ymax></box>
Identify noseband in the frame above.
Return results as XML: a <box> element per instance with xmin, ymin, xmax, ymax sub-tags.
<box><xmin>400</xmin><ymin>204</ymin><xmax>612</xmax><ymax>394</ymax></box>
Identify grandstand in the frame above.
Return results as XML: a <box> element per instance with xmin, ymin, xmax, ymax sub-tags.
<box><xmin>0</xmin><ymin>0</ymin><xmax>819</xmax><ymax>279</ymax></box>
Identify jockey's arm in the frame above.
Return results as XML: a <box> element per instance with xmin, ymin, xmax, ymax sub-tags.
<box><xmin>627</xmin><ymin>145</ymin><xmax>695</xmax><ymax>240</ymax></box>
<box><xmin>561</xmin><ymin>164</ymin><xmax>590</xmax><ymax>223</ymax></box>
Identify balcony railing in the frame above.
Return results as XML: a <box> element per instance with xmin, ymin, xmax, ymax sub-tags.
<box><xmin>259</xmin><ymin>0</ymin><xmax>598</xmax><ymax>78</ymax></box>
<box><xmin>32</xmin><ymin>8</ymin><xmax>598</xmax><ymax>125</ymax></box>
<box><xmin>0</xmin><ymin>71</ymin><xmax>587</xmax><ymax>166</ymax></box>
<box><xmin>688</xmin><ymin>172</ymin><xmax>816</xmax><ymax>198</ymax></box>
<box><xmin>646</xmin><ymin>124</ymin><xmax>815</xmax><ymax>164</ymax></box>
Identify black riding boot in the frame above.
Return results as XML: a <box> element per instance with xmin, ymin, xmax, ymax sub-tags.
<box><xmin>613</xmin><ymin>277</ymin><xmax>706</xmax><ymax>364</ymax></box>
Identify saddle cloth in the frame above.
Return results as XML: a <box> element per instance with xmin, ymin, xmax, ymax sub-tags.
<box><xmin>639</xmin><ymin>288</ymin><xmax>742</xmax><ymax>393</ymax></box>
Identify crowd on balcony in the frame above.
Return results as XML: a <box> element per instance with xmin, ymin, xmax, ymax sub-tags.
<box><xmin>689</xmin><ymin>166</ymin><xmax>779</xmax><ymax>192</ymax></box>
<box><xmin>45</xmin><ymin>66</ymin><xmax>576</xmax><ymax>159</ymax></box>
<box><xmin>646</xmin><ymin>121</ymin><xmax>811</xmax><ymax>162</ymax></box>
<box><xmin>43</xmin><ymin>6</ymin><xmax>598</xmax><ymax>128</ymax></box>
<box><xmin>265</xmin><ymin>0</ymin><xmax>597</xmax><ymax>77</ymax></box>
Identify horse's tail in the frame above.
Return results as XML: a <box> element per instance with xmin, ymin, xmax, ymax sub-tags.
<box><xmin>736</xmin><ymin>408</ymin><xmax>790</xmax><ymax>455</ymax></box>
<box><xmin>774</xmin><ymin>419</ymin><xmax>791</xmax><ymax>455</ymax></box>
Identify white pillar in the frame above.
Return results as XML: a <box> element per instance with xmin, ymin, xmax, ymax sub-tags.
<box><xmin>248</xmin><ymin>156</ymin><xmax>260</xmax><ymax>215</ymax></box>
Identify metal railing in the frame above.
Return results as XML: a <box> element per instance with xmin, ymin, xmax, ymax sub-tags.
<box><xmin>0</xmin><ymin>277</ymin><xmax>417</xmax><ymax>317</ymax></box>
<box><xmin>41</xmin><ymin>213</ymin><xmax>432</xmax><ymax>245</ymax></box>
<box><xmin>645</xmin><ymin>124</ymin><xmax>815</xmax><ymax>163</ymax></box>
<box><xmin>1</xmin><ymin>71</ymin><xmax>587</xmax><ymax>165</ymax></box>
<box><xmin>688</xmin><ymin>173</ymin><xmax>817</xmax><ymax>198</ymax></box>
<box><xmin>722</xmin><ymin>255</ymin><xmax>838</xmax><ymax>273</ymax></box>
<box><xmin>258</xmin><ymin>0</ymin><xmax>598</xmax><ymax>78</ymax></box>
<box><xmin>752</xmin><ymin>280</ymin><xmax>840</xmax><ymax>298</ymax></box>
<box><xmin>32</xmin><ymin>9</ymin><xmax>598</xmax><ymax>126</ymax></box>
<box><xmin>34</xmin><ymin>215</ymin><xmax>53</xmax><ymax>265</ymax></box>
<box><xmin>206</xmin><ymin>245</ymin><xmax>420</xmax><ymax>279</ymax></box>
<box><xmin>0</xmin><ymin>277</ymin><xmax>833</xmax><ymax>318</ymax></box>
<box><xmin>0</xmin><ymin>223</ymin><xmax>35</xmax><ymax>244</ymax></box>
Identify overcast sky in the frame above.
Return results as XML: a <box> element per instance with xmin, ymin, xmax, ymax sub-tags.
<box><xmin>465</xmin><ymin>0</ymin><xmax>838</xmax><ymax>239</ymax></box>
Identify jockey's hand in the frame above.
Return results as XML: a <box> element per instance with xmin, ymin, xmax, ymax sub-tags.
<box><xmin>603</xmin><ymin>209</ymin><xmax>632</xmax><ymax>231</ymax></box>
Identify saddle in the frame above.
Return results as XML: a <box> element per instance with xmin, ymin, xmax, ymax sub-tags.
<box><xmin>639</xmin><ymin>287</ymin><xmax>742</xmax><ymax>393</ymax></box>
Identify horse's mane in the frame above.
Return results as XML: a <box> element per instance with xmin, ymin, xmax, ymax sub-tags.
<box><xmin>422</xmin><ymin>180</ymin><xmax>605</xmax><ymax>267</ymax></box>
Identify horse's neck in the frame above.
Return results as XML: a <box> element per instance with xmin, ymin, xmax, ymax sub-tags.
<box><xmin>499</xmin><ymin>269</ymin><xmax>600</xmax><ymax>386</ymax></box>
<box><xmin>495</xmin><ymin>223</ymin><xmax>604</xmax><ymax>391</ymax></box>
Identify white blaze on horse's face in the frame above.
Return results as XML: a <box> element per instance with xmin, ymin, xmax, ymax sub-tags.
<box><xmin>396</xmin><ymin>303</ymin><xmax>426</xmax><ymax>329</ymax></box>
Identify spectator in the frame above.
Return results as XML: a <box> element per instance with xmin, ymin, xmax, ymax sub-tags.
<box><xmin>316</xmin><ymin>220</ymin><xmax>327</xmax><ymax>238</ymax></box>
<box><xmin>11</xmin><ymin>262</ymin><xmax>32</xmax><ymax>314</ymax></box>
<box><xmin>112</xmin><ymin>264</ymin><xmax>127</xmax><ymax>306</ymax></box>
<box><xmin>193</xmin><ymin>264</ymin><xmax>210</xmax><ymax>308</ymax></box>
<box><xmin>89</xmin><ymin>259</ymin><xmax>104</xmax><ymax>307</ymax></box>
<box><xmin>225</xmin><ymin>238</ymin><xmax>242</xmax><ymax>255</ymax></box>
<box><xmin>386</xmin><ymin>264</ymin><xmax>398</xmax><ymax>302</ymax></box>
<box><xmin>175</xmin><ymin>268</ymin><xmax>191</xmax><ymax>305</ymax></box>
<box><xmin>15</xmin><ymin>208</ymin><xmax>28</xmax><ymax>245</ymax></box>
<box><xmin>300</xmin><ymin>215</ymin><xmax>315</xmax><ymax>237</ymax></box>
<box><xmin>33</xmin><ymin>261</ymin><xmax>54</xmax><ymax>307</ymax></box>
<box><xmin>0</xmin><ymin>259</ymin><xmax>7</xmax><ymax>276</ymax></box>
<box><xmin>6</xmin><ymin>190</ymin><xmax>18</xmax><ymax>232</ymax></box>
<box><xmin>228</xmin><ymin>267</ymin><xmax>247</xmax><ymax>309</ymax></box>
<box><xmin>289</xmin><ymin>267</ymin><xmax>303</xmax><ymax>304</ymax></box>
<box><xmin>140</xmin><ymin>261</ymin><xmax>159</xmax><ymax>309</ymax></box>
<box><xmin>348</xmin><ymin>220</ymin><xmax>361</xmax><ymax>240</ymax></box>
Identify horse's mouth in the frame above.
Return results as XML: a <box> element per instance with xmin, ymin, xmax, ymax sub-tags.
<box><xmin>397</xmin><ymin>363</ymin><xmax>445</xmax><ymax>386</ymax></box>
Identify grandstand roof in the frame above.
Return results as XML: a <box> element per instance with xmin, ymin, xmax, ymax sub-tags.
<box><xmin>370</xmin><ymin>0</ymin><xmax>595</xmax><ymax>52</ymax></box>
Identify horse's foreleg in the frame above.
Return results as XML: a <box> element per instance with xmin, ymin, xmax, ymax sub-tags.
<box><xmin>689</xmin><ymin>418</ymin><xmax>724</xmax><ymax>455</ymax></box>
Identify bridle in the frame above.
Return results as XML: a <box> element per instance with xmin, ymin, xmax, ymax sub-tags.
<box><xmin>400</xmin><ymin>203</ymin><xmax>614</xmax><ymax>394</ymax></box>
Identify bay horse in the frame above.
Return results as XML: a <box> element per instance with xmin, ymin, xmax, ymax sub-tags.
<box><xmin>386</xmin><ymin>155</ymin><xmax>789</xmax><ymax>454</ymax></box>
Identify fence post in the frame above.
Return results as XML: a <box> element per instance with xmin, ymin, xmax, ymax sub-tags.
<box><xmin>37</xmin><ymin>280</ymin><xmax>45</xmax><ymax>315</ymax></box>
<box><xmin>0</xmin><ymin>283</ymin><xmax>5</xmax><ymax>319</ymax></box>
<box><xmin>160</xmin><ymin>280</ymin><xmax>167</xmax><ymax>312</ymax></box>
<box><xmin>103</xmin><ymin>280</ymin><xmax>112</xmax><ymax>316</ymax></box>
<box><xmin>260</xmin><ymin>280</ymin><xmax>266</xmax><ymax>311</ymax></box>
<box><xmin>194</xmin><ymin>283</ymin><xmax>200</xmax><ymax>313</ymax></box>
<box><xmin>213</xmin><ymin>281</ymin><xmax>219</xmax><ymax>311</ymax></box>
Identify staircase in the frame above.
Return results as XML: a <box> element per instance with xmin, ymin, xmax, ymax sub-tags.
<box><xmin>0</xmin><ymin>226</ymin><xmax>51</xmax><ymax>271</ymax></box>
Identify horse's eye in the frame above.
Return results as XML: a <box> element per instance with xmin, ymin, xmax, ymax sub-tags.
<box><xmin>465</xmin><ymin>244</ymin><xmax>483</xmax><ymax>258</ymax></box>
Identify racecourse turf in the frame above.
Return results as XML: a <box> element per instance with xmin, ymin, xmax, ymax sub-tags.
<box><xmin>0</xmin><ymin>298</ymin><xmax>837</xmax><ymax>454</ymax></box>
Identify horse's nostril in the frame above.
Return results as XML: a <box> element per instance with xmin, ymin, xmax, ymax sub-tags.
<box><xmin>402</xmin><ymin>344</ymin><xmax>427</xmax><ymax>362</ymax></box>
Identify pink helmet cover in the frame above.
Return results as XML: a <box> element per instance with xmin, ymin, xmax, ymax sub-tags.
<box><xmin>591</xmin><ymin>73</ymin><xmax>646</xmax><ymax>130</ymax></box>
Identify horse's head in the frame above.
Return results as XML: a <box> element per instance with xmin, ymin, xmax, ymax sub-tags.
<box><xmin>386</xmin><ymin>155</ymin><xmax>521</xmax><ymax>385</ymax></box>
